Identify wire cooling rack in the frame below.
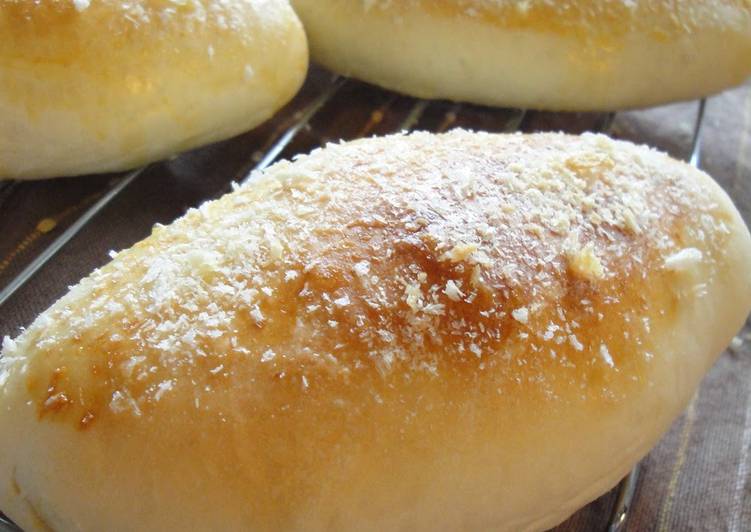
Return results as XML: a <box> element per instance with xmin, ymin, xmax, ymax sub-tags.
<box><xmin>0</xmin><ymin>65</ymin><xmax>711</xmax><ymax>531</ymax></box>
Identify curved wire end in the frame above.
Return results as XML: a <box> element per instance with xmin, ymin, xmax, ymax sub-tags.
<box><xmin>606</xmin><ymin>464</ymin><xmax>641</xmax><ymax>532</ymax></box>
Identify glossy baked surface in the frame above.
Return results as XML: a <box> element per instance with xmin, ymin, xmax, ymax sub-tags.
<box><xmin>1</xmin><ymin>127</ymin><xmax>749</xmax><ymax>531</ymax></box>
<box><xmin>0</xmin><ymin>0</ymin><xmax>308</xmax><ymax>178</ymax></box>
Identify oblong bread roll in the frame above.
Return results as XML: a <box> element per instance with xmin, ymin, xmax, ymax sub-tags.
<box><xmin>0</xmin><ymin>0</ymin><xmax>308</xmax><ymax>180</ymax></box>
<box><xmin>290</xmin><ymin>0</ymin><xmax>751</xmax><ymax>110</ymax></box>
<box><xmin>1</xmin><ymin>130</ymin><xmax>750</xmax><ymax>531</ymax></box>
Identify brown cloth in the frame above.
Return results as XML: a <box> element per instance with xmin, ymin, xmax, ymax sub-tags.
<box><xmin>0</xmin><ymin>67</ymin><xmax>749</xmax><ymax>531</ymax></box>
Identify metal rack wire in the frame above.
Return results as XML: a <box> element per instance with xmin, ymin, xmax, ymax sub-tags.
<box><xmin>0</xmin><ymin>71</ymin><xmax>709</xmax><ymax>531</ymax></box>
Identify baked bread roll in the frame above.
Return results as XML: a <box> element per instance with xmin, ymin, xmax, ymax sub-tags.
<box><xmin>1</xmin><ymin>130</ymin><xmax>750</xmax><ymax>531</ymax></box>
<box><xmin>0</xmin><ymin>0</ymin><xmax>308</xmax><ymax>180</ymax></box>
<box><xmin>290</xmin><ymin>0</ymin><xmax>751</xmax><ymax>110</ymax></box>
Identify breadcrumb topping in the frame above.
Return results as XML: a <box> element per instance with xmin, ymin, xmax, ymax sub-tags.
<box><xmin>0</xmin><ymin>130</ymin><xmax>732</xmax><ymax>423</ymax></box>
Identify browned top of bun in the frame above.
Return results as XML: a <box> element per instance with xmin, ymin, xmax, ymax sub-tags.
<box><xmin>2</xmin><ymin>131</ymin><xmax>734</xmax><ymax>432</ymax></box>
<box><xmin>0</xmin><ymin>0</ymin><xmax>297</xmax><ymax>120</ymax></box>
<box><xmin>354</xmin><ymin>0</ymin><xmax>751</xmax><ymax>38</ymax></box>
<box><xmin>1</xmin><ymin>0</ymin><xmax>281</xmax><ymax>56</ymax></box>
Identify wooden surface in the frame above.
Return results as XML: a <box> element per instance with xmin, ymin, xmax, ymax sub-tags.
<box><xmin>1</xmin><ymin>66</ymin><xmax>750</xmax><ymax>531</ymax></box>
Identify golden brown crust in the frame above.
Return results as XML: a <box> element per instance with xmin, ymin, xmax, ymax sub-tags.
<box><xmin>7</xmin><ymin>131</ymin><xmax>737</xmax><ymax>422</ymax></box>
<box><xmin>0</xmin><ymin>0</ymin><xmax>294</xmax><ymax>100</ymax></box>
<box><xmin>2</xmin><ymin>131</ymin><xmax>750</xmax><ymax>530</ymax></box>
<box><xmin>0</xmin><ymin>0</ymin><xmax>308</xmax><ymax>178</ymax></box>
<box><xmin>363</xmin><ymin>0</ymin><xmax>751</xmax><ymax>38</ymax></box>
